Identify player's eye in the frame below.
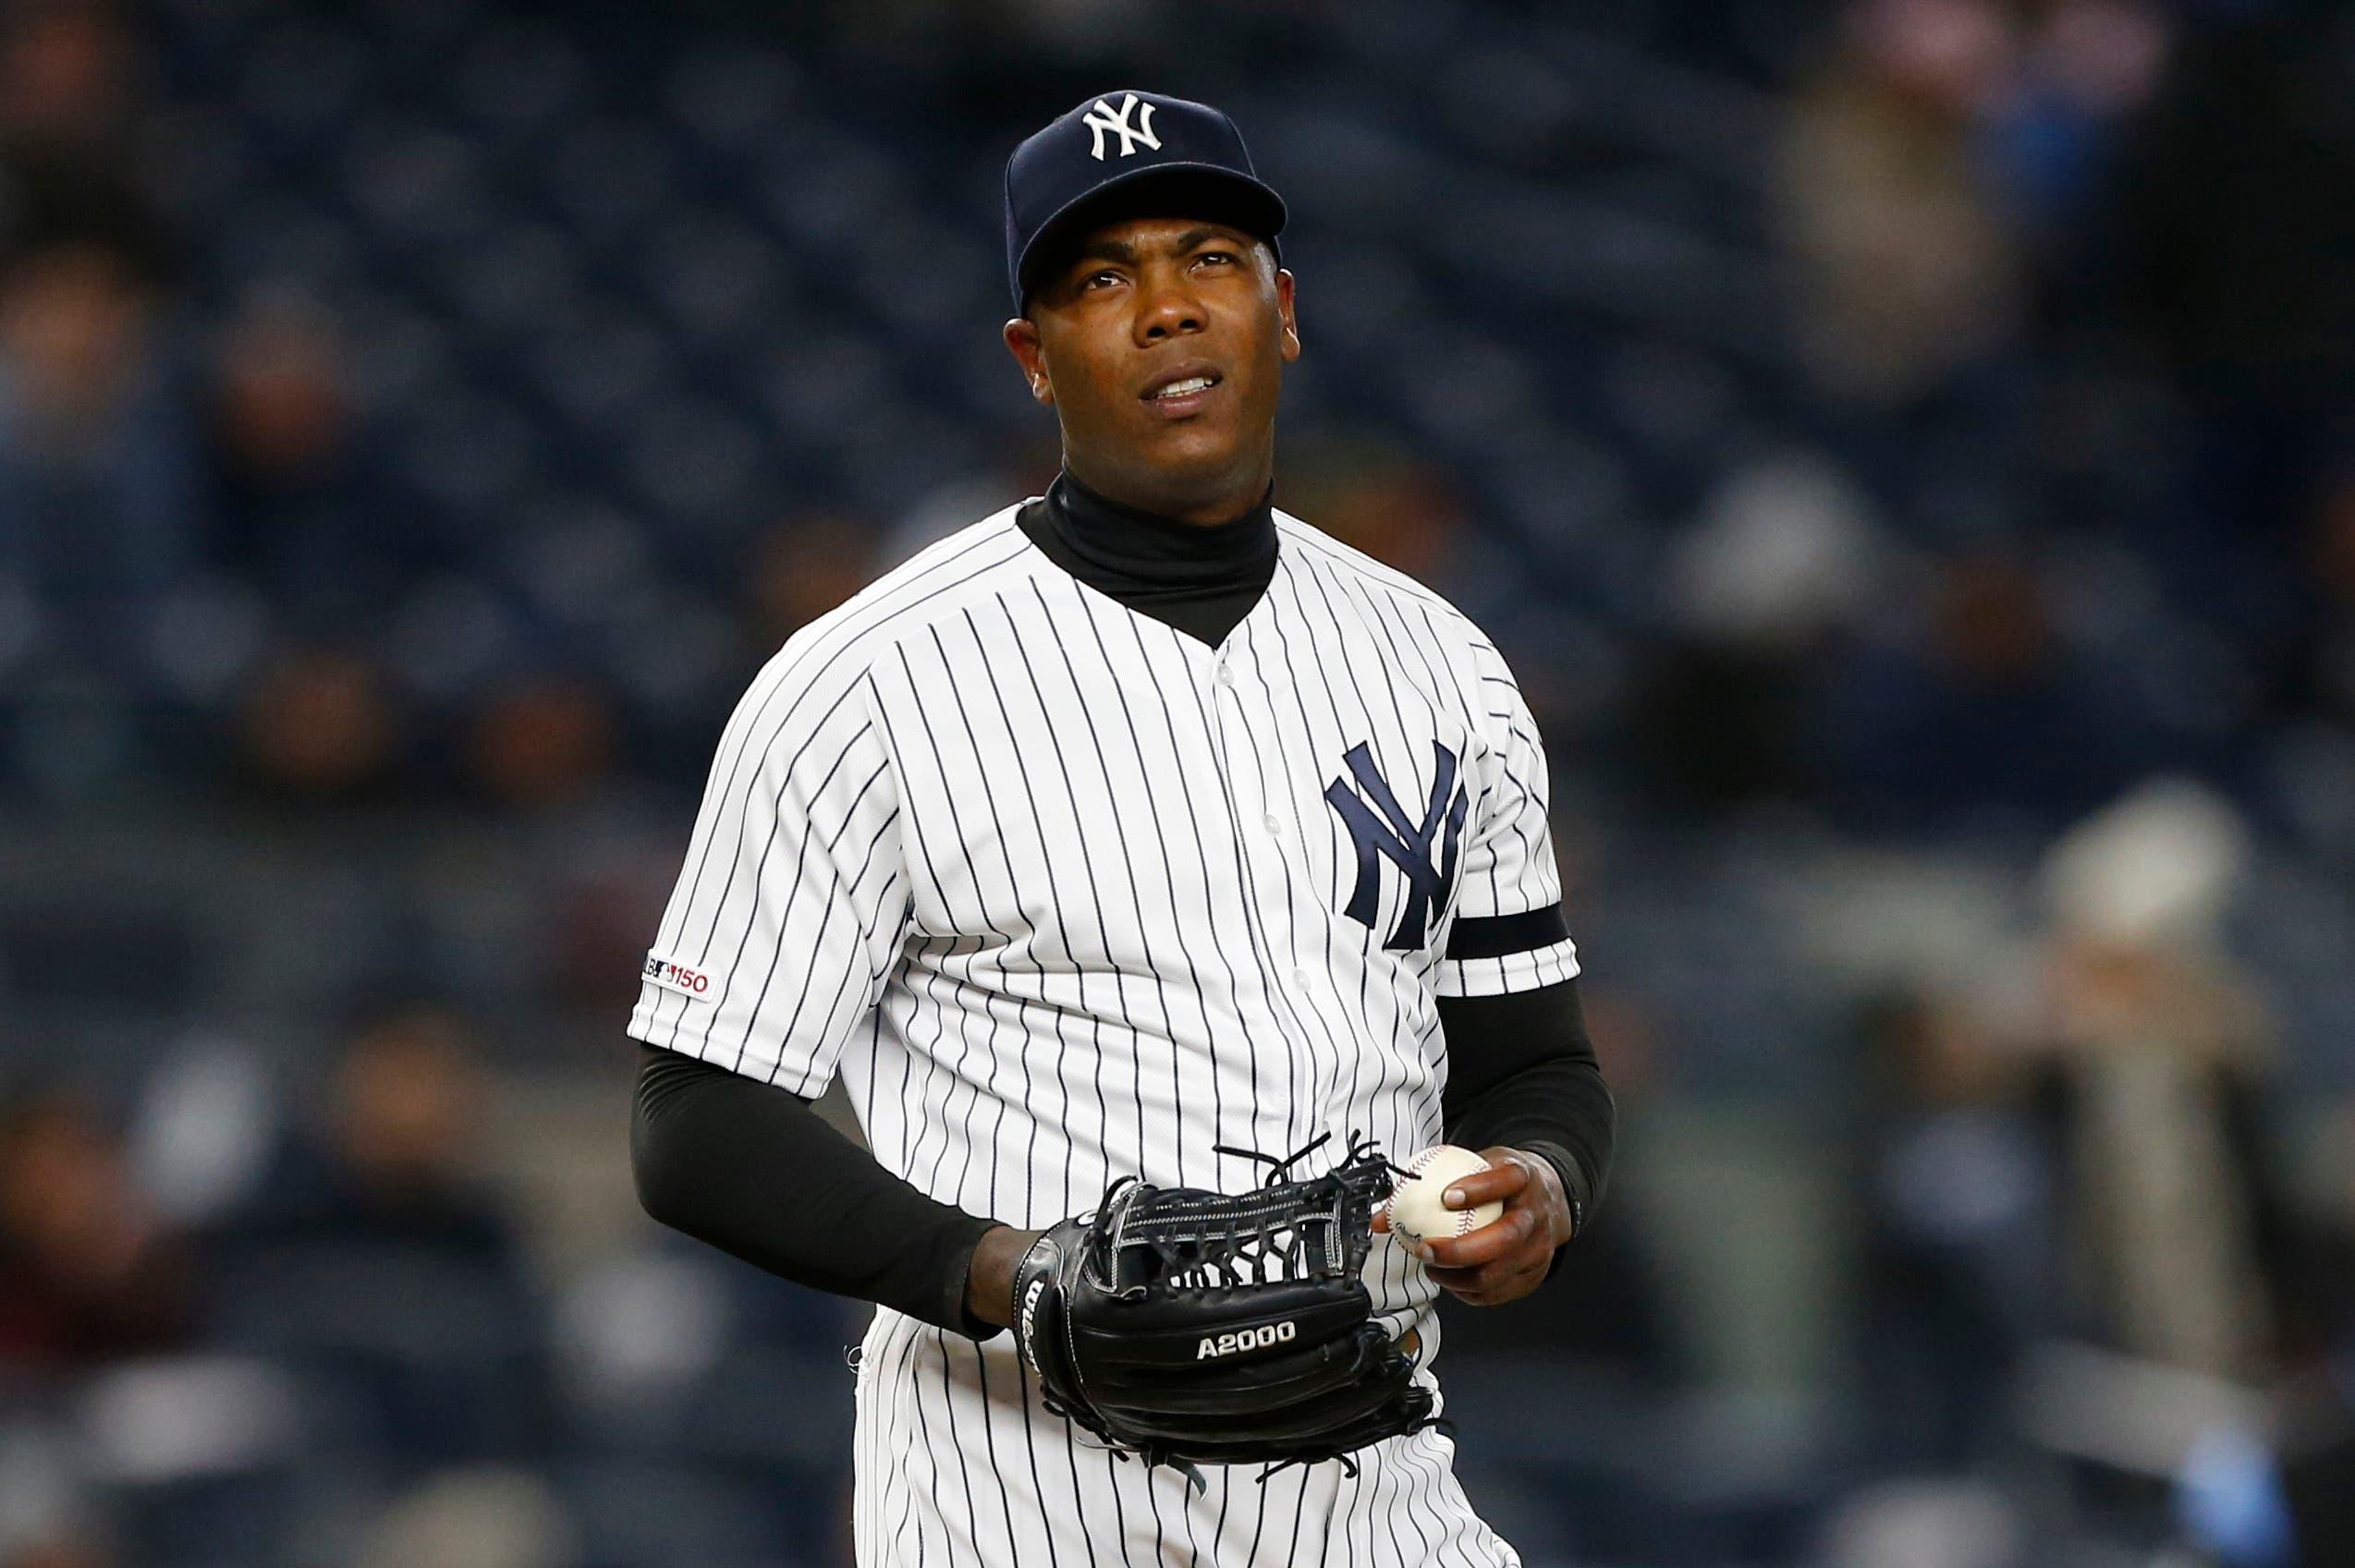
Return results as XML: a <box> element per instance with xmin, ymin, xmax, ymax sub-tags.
<box><xmin>1080</xmin><ymin>269</ymin><xmax>1124</xmax><ymax>290</ymax></box>
<box><xmin>1195</xmin><ymin>250</ymin><xmax>1239</xmax><ymax>267</ymax></box>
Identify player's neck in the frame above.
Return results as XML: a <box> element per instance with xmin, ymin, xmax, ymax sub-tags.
<box><xmin>1024</xmin><ymin>470</ymin><xmax>1277</xmax><ymax>647</ymax></box>
<box><xmin>1049</xmin><ymin>469</ymin><xmax>1275</xmax><ymax>575</ymax></box>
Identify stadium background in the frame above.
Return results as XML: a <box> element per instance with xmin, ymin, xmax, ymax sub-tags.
<box><xmin>2</xmin><ymin>0</ymin><xmax>2352</xmax><ymax>1562</ymax></box>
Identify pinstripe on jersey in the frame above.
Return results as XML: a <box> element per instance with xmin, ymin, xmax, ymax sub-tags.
<box><xmin>630</xmin><ymin>502</ymin><xmax>1575</xmax><ymax>1567</ymax></box>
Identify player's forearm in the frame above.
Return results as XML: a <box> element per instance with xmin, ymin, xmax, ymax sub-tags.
<box><xmin>1437</xmin><ymin>980</ymin><xmax>1616</xmax><ymax>1234</ymax></box>
<box><xmin>1447</xmin><ymin>1062</ymin><xmax>1611</xmax><ymax>1225</ymax></box>
<box><xmin>630</xmin><ymin>1044</ymin><xmax>1007</xmax><ymax>1339</ymax></box>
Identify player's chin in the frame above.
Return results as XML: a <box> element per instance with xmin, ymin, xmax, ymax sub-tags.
<box><xmin>1132</xmin><ymin>397</ymin><xmax>1246</xmax><ymax>448</ymax></box>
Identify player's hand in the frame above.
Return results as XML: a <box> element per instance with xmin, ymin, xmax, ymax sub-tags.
<box><xmin>1372</xmin><ymin>1147</ymin><xmax>1574</xmax><ymax>1307</ymax></box>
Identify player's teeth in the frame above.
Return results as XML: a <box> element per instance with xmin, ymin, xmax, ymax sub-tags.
<box><xmin>1155</xmin><ymin>377</ymin><xmax>1214</xmax><ymax>398</ymax></box>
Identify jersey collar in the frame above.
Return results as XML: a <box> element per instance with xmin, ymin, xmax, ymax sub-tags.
<box><xmin>1044</xmin><ymin>469</ymin><xmax>1277</xmax><ymax>590</ymax></box>
<box><xmin>1016</xmin><ymin>469</ymin><xmax>1279</xmax><ymax>648</ymax></box>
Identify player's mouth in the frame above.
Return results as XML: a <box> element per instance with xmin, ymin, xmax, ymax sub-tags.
<box><xmin>1139</xmin><ymin>362</ymin><xmax>1224</xmax><ymax>419</ymax></box>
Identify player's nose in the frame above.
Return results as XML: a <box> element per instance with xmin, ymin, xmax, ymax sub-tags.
<box><xmin>1133</xmin><ymin>268</ymin><xmax>1207</xmax><ymax>346</ymax></box>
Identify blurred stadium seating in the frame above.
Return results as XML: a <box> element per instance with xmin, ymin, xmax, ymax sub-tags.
<box><xmin>3</xmin><ymin>0</ymin><xmax>2352</xmax><ymax>1563</ymax></box>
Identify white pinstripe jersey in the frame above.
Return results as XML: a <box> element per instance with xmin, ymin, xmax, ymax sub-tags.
<box><xmin>628</xmin><ymin>500</ymin><xmax>1578</xmax><ymax>1567</ymax></box>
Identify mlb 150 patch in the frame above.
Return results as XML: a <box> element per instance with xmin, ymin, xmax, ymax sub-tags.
<box><xmin>642</xmin><ymin>952</ymin><xmax>716</xmax><ymax>1001</ymax></box>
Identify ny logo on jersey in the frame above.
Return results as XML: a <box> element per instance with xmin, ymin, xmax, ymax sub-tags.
<box><xmin>1324</xmin><ymin>739</ymin><xmax>1470</xmax><ymax>951</ymax></box>
<box><xmin>1082</xmin><ymin>93</ymin><xmax>1161</xmax><ymax>161</ymax></box>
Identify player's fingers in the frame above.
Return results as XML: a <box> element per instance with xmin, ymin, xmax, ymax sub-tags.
<box><xmin>1422</xmin><ymin>1222</ymin><xmax>1549</xmax><ymax>1288</ymax></box>
<box><xmin>1434</xmin><ymin>1236</ymin><xmax>1543</xmax><ymax>1290</ymax></box>
<box><xmin>1473</xmin><ymin>1251</ymin><xmax>1547</xmax><ymax>1295</ymax></box>
<box><xmin>1370</xmin><ymin>1207</ymin><xmax>1390</xmax><ymax>1234</ymax></box>
<box><xmin>1439</xmin><ymin>1254</ymin><xmax>1547</xmax><ymax>1306</ymax></box>
<box><xmin>1438</xmin><ymin>1160</ymin><xmax>1528</xmax><ymax>1210</ymax></box>
<box><xmin>1418</xmin><ymin>1208</ymin><xmax>1534</xmax><ymax>1270</ymax></box>
<box><xmin>1453</xmin><ymin>1267</ymin><xmax>1546</xmax><ymax>1307</ymax></box>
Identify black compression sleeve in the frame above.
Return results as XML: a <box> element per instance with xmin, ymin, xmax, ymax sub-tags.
<box><xmin>630</xmin><ymin>1045</ymin><xmax>1004</xmax><ymax>1340</ymax></box>
<box><xmin>1437</xmin><ymin>978</ymin><xmax>1616</xmax><ymax>1257</ymax></box>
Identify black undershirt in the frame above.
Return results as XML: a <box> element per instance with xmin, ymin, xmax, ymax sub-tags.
<box><xmin>632</xmin><ymin>470</ymin><xmax>1615</xmax><ymax>1338</ymax></box>
<box><xmin>1015</xmin><ymin>468</ymin><xmax>1277</xmax><ymax>647</ymax></box>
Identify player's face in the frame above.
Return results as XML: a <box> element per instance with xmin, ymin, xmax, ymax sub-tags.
<box><xmin>1004</xmin><ymin>215</ymin><xmax>1300</xmax><ymax>525</ymax></box>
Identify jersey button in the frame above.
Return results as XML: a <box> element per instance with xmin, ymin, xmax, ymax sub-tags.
<box><xmin>1262</xmin><ymin>813</ymin><xmax>1281</xmax><ymax>836</ymax></box>
<box><xmin>1215</xmin><ymin>665</ymin><xmax>1235</xmax><ymax>687</ymax></box>
<box><xmin>1293</xmin><ymin>968</ymin><xmax>1312</xmax><ymax>989</ymax></box>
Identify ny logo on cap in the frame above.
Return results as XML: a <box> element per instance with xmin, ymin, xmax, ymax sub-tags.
<box><xmin>1082</xmin><ymin>93</ymin><xmax>1161</xmax><ymax>161</ymax></box>
<box><xmin>1324</xmin><ymin>739</ymin><xmax>1470</xmax><ymax>951</ymax></box>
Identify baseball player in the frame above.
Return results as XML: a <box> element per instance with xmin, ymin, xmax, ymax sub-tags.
<box><xmin>628</xmin><ymin>91</ymin><xmax>1616</xmax><ymax>1565</ymax></box>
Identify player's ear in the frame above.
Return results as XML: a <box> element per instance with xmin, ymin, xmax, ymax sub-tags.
<box><xmin>1003</xmin><ymin>317</ymin><xmax>1055</xmax><ymax>406</ymax></box>
<box><xmin>1275</xmin><ymin>268</ymin><xmax>1300</xmax><ymax>364</ymax></box>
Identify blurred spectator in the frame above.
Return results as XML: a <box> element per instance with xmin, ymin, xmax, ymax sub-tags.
<box><xmin>0</xmin><ymin>1</ymin><xmax>138</xmax><ymax>153</ymax></box>
<box><xmin>227</xmin><ymin>1005</ymin><xmax>521</xmax><ymax>1271</ymax></box>
<box><xmin>0</xmin><ymin>1091</ymin><xmax>192</xmax><ymax>1367</ymax></box>
<box><xmin>0</xmin><ymin>237</ymin><xmax>197</xmax><ymax>683</ymax></box>
<box><xmin>211</xmin><ymin>302</ymin><xmax>345</xmax><ymax>488</ymax></box>
<box><xmin>0</xmin><ymin>4</ymin><xmax>185</xmax><ymax>703</ymax></box>
<box><xmin>1634</xmin><ymin>451</ymin><xmax>1878</xmax><ymax>816</ymax></box>
<box><xmin>1852</xmin><ymin>983</ymin><xmax>2048</xmax><ymax>1467</ymax></box>
<box><xmin>231</xmin><ymin>647</ymin><xmax>403</xmax><ymax>803</ymax></box>
<box><xmin>320</xmin><ymin>1006</ymin><xmax>509</xmax><ymax>1253</ymax></box>
<box><xmin>205</xmin><ymin>294</ymin><xmax>399</xmax><ymax>638</ymax></box>
<box><xmin>466</xmin><ymin>675</ymin><xmax>616</xmax><ymax>811</ymax></box>
<box><xmin>1982</xmin><ymin>0</ymin><xmax>2170</xmax><ymax>239</ymax></box>
<box><xmin>1821</xmin><ymin>550</ymin><xmax>2160</xmax><ymax>833</ymax></box>
<box><xmin>1774</xmin><ymin>0</ymin><xmax>2022</xmax><ymax>402</ymax></box>
<box><xmin>201</xmin><ymin>1007</ymin><xmax>551</xmax><ymax>1464</ymax></box>
<box><xmin>2026</xmin><ymin>782</ymin><xmax>2292</xmax><ymax>1380</ymax></box>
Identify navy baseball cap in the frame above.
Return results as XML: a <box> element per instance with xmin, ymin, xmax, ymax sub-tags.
<box><xmin>1003</xmin><ymin>90</ymin><xmax>1287</xmax><ymax>313</ymax></box>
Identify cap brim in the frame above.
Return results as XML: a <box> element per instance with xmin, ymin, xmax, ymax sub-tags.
<box><xmin>1015</xmin><ymin>163</ymin><xmax>1287</xmax><ymax>311</ymax></box>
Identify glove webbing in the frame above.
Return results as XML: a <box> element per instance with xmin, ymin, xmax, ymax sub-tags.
<box><xmin>1061</xmin><ymin>1131</ymin><xmax>1446</xmax><ymax>1491</ymax></box>
<box><xmin>1109</xmin><ymin>1132</ymin><xmax>1393</xmax><ymax>1294</ymax></box>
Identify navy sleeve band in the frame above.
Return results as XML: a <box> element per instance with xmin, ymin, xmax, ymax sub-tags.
<box><xmin>1436</xmin><ymin>979</ymin><xmax>1617</xmax><ymax>1285</ymax></box>
<box><xmin>631</xmin><ymin>1045</ymin><xmax>1004</xmax><ymax>1340</ymax></box>
<box><xmin>1445</xmin><ymin>903</ymin><xmax>1572</xmax><ymax>961</ymax></box>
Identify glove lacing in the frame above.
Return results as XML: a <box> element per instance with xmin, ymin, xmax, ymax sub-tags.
<box><xmin>1210</xmin><ymin>1128</ymin><xmax>1416</xmax><ymax>1188</ymax></box>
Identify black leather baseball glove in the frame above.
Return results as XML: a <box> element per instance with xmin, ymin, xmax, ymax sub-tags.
<box><xmin>1010</xmin><ymin>1132</ymin><xmax>1442</xmax><ymax>1491</ymax></box>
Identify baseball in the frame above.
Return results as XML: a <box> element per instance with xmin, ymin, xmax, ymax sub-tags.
<box><xmin>1385</xmin><ymin>1145</ymin><xmax>1502</xmax><ymax>1247</ymax></box>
